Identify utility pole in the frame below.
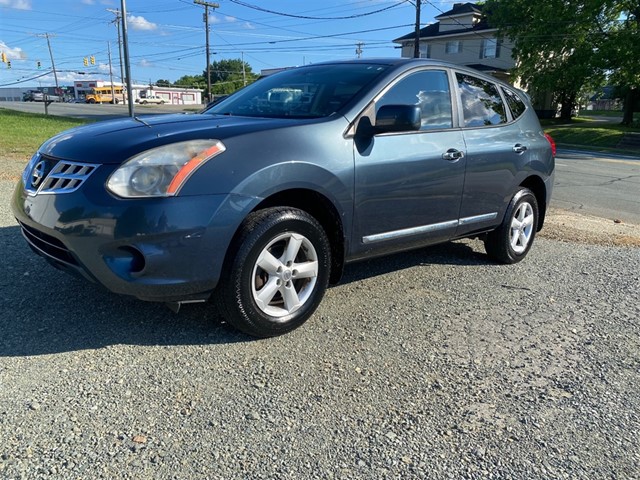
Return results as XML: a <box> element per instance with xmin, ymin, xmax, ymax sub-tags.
<box><xmin>356</xmin><ymin>42</ymin><xmax>364</xmax><ymax>59</ymax></box>
<box><xmin>107</xmin><ymin>8</ymin><xmax>126</xmax><ymax>105</ymax></box>
<box><xmin>241</xmin><ymin>51</ymin><xmax>246</xmax><ymax>86</ymax></box>
<box><xmin>36</xmin><ymin>33</ymin><xmax>59</xmax><ymax>94</ymax></box>
<box><xmin>119</xmin><ymin>0</ymin><xmax>135</xmax><ymax>116</ymax></box>
<box><xmin>194</xmin><ymin>0</ymin><xmax>219</xmax><ymax>103</ymax></box>
<box><xmin>107</xmin><ymin>42</ymin><xmax>115</xmax><ymax>102</ymax></box>
<box><xmin>414</xmin><ymin>0</ymin><xmax>422</xmax><ymax>58</ymax></box>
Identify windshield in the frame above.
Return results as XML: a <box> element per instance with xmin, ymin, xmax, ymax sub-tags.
<box><xmin>205</xmin><ymin>63</ymin><xmax>389</xmax><ymax>119</ymax></box>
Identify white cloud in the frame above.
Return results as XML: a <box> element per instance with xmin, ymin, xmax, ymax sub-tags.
<box><xmin>81</xmin><ymin>0</ymin><xmax>95</xmax><ymax>5</ymax></box>
<box><xmin>224</xmin><ymin>16</ymin><xmax>236</xmax><ymax>22</ymax></box>
<box><xmin>139</xmin><ymin>59</ymin><xmax>154</xmax><ymax>68</ymax></box>
<box><xmin>243</xmin><ymin>22</ymin><xmax>255</xmax><ymax>30</ymax></box>
<box><xmin>127</xmin><ymin>15</ymin><xmax>158</xmax><ymax>31</ymax></box>
<box><xmin>0</xmin><ymin>0</ymin><xmax>32</xmax><ymax>10</ymax></box>
<box><xmin>0</xmin><ymin>40</ymin><xmax>26</xmax><ymax>59</ymax></box>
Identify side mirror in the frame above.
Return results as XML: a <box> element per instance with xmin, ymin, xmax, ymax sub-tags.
<box><xmin>375</xmin><ymin>105</ymin><xmax>421</xmax><ymax>133</ymax></box>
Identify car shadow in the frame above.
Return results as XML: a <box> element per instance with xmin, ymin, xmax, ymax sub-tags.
<box><xmin>0</xmin><ymin>225</ymin><xmax>492</xmax><ymax>357</ymax></box>
<box><xmin>340</xmin><ymin>240</ymin><xmax>492</xmax><ymax>285</ymax></box>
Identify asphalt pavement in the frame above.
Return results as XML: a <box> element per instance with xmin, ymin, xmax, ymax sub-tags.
<box><xmin>554</xmin><ymin>149</ymin><xmax>640</xmax><ymax>225</ymax></box>
<box><xmin>0</xmin><ymin>100</ymin><xmax>197</xmax><ymax>120</ymax></box>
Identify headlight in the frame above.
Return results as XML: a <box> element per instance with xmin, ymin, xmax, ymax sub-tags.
<box><xmin>106</xmin><ymin>139</ymin><xmax>226</xmax><ymax>198</ymax></box>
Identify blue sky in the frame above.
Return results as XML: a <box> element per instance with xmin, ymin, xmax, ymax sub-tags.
<box><xmin>1</xmin><ymin>0</ymin><xmax>457</xmax><ymax>88</ymax></box>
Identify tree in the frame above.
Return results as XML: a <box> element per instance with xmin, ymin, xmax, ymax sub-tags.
<box><xmin>598</xmin><ymin>1</ymin><xmax>640</xmax><ymax>125</ymax></box>
<box><xmin>204</xmin><ymin>59</ymin><xmax>258</xmax><ymax>95</ymax></box>
<box><xmin>485</xmin><ymin>0</ymin><xmax>616</xmax><ymax>120</ymax></box>
<box><xmin>155</xmin><ymin>79</ymin><xmax>172</xmax><ymax>87</ymax></box>
<box><xmin>173</xmin><ymin>74</ymin><xmax>206</xmax><ymax>89</ymax></box>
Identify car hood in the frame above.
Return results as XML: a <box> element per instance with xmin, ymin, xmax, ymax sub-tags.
<box><xmin>38</xmin><ymin>113</ymin><xmax>311</xmax><ymax>164</ymax></box>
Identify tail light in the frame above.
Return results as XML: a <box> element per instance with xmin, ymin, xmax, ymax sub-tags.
<box><xmin>544</xmin><ymin>133</ymin><xmax>556</xmax><ymax>157</ymax></box>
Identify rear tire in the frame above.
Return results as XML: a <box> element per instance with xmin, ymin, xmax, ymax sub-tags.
<box><xmin>217</xmin><ymin>207</ymin><xmax>331</xmax><ymax>338</ymax></box>
<box><xmin>484</xmin><ymin>187</ymin><xmax>539</xmax><ymax>264</ymax></box>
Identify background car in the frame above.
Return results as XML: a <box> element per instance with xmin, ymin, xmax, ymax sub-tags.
<box><xmin>12</xmin><ymin>59</ymin><xmax>555</xmax><ymax>337</ymax></box>
<box><xmin>136</xmin><ymin>95</ymin><xmax>165</xmax><ymax>105</ymax></box>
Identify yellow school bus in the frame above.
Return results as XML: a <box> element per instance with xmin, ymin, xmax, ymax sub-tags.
<box><xmin>85</xmin><ymin>86</ymin><xmax>125</xmax><ymax>104</ymax></box>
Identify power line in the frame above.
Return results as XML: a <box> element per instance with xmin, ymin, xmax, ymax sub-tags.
<box><xmin>226</xmin><ymin>0</ymin><xmax>407</xmax><ymax>20</ymax></box>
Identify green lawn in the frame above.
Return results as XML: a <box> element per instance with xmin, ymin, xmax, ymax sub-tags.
<box><xmin>0</xmin><ymin>108</ymin><xmax>90</xmax><ymax>161</ymax></box>
<box><xmin>544</xmin><ymin>126</ymin><xmax>627</xmax><ymax>149</ymax></box>
<box><xmin>542</xmin><ymin>115</ymin><xmax>639</xmax><ymax>154</ymax></box>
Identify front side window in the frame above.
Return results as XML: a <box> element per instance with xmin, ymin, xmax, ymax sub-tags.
<box><xmin>456</xmin><ymin>73</ymin><xmax>507</xmax><ymax>127</ymax></box>
<box><xmin>376</xmin><ymin>70</ymin><xmax>453</xmax><ymax>130</ymax></box>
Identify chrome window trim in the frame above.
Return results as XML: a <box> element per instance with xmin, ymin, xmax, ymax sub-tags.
<box><xmin>362</xmin><ymin>212</ymin><xmax>498</xmax><ymax>244</ymax></box>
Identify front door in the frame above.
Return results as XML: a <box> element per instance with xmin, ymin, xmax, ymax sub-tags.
<box><xmin>351</xmin><ymin>69</ymin><xmax>466</xmax><ymax>258</ymax></box>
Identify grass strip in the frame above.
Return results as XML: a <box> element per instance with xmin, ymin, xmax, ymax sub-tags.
<box><xmin>0</xmin><ymin>108</ymin><xmax>90</xmax><ymax>162</ymax></box>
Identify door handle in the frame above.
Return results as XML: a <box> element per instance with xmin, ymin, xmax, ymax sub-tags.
<box><xmin>513</xmin><ymin>144</ymin><xmax>528</xmax><ymax>154</ymax></box>
<box><xmin>442</xmin><ymin>149</ymin><xmax>464</xmax><ymax>161</ymax></box>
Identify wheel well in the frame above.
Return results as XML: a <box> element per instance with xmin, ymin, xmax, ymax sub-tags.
<box><xmin>252</xmin><ymin>189</ymin><xmax>345</xmax><ymax>284</ymax></box>
<box><xmin>520</xmin><ymin>175</ymin><xmax>547</xmax><ymax>231</ymax></box>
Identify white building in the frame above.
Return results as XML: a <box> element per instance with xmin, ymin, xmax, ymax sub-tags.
<box><xmin>73</xmin><ymin>80</ymin><xmax>203</xmax><ymax>105</ymax></box>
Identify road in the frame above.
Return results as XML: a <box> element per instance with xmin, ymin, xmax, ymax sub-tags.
<box><xmin>0</xmin><ymin>100</ymin><xmax>197</xmax><ymax>120</ymax></box>
<box><xmin>554</xmin><ymin>149</ymin><xmax>640</xmax><ymax>224</ymax></box>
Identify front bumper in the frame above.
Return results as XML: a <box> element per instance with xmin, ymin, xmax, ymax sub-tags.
<box><xmin>11</xmin><ymin>171</ymin><xmax>253</xmax><ymax>302</ymax></box>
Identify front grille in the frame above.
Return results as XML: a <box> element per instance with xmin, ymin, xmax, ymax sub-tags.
<box><xmin>19</xmin><ymin>221</ymin><xmax>78</xmax><ymax>266</ymax></box>
<box><xmin>26</xmin><ymin>155</ymin><xmax>99</xmax><ymax>196</ymax></box>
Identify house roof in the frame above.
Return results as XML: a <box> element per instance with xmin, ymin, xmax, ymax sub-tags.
<box><xmin>393</xmin><ymin>18</ymin><xmax>492</xmax><ymax>43</ymax></box>
<box><xmin>435</xmin><ymin>2</ymin><xmax>482</xmax><ymax>19</ymax></box>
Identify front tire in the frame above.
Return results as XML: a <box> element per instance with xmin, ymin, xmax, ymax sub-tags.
<box><xmin>484</xmin><ymin>187</ymin><xmax>539</xmax><ymax>264</ymax></box>
<box><xmin>217</xmin><ymin>207</ymin><xmax>331</xmax><ymax>338</ymax></box>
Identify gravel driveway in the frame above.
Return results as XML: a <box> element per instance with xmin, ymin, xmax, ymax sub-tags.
<box><xmin>1</xmin><ymin>177</ymin><xmax>638</xmax><ymax>479</ymax></box>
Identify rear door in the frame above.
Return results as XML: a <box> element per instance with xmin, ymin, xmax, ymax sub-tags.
<box><xmin>454</xmin><ymin>72</ymin><xmax>529</xmax><ymax>236</ymax></box>
<box><xmin>351</xmin><ymin>68</ymin><xmax>466</xmax><ymax>257</ymax></box>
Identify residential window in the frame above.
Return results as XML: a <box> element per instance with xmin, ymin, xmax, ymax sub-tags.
<box><xmin>480</xmin><ymin>38</ymin><xmax>501</xmax><ymax>59</ymax></box>
<box><xmin>419</xmin><ymin>44</ymin><xmax>431</xmax><ymax>59</ymax></box>
<box><xmin>456</xmin><ymin>73</ymin><xmax>507</xmax><ymax>127</ymax></box>
<box><xmin>446</xmin><ymin>41</ymin><xmax>461</xmax><ymax>54</ymax></box>
<box><xmin>377</xmin><ymin>70</ymin><xmax>453</xmax><ymax>131</ymax></box>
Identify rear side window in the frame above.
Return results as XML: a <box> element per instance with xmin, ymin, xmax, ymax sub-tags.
<box><xmin>456</xmin><ymin>73</ymin><xmax>507</xmax><ymax>127</ymax></box>
<box><xmin>377</xmin><ymin>70</ymin><xmax>453</xmax><ymax>130</ymax></box>
<box><xmin>502</xmin><ymin>87</ymin><xmax>527</xmax><ymax>119</ymax></box>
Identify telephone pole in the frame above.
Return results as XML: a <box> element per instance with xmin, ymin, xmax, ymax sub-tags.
<box><xmin>36</xmin><ymin>33</ymin><xmax>59</xmax><ymax>94</ymax></box>
<box><xmin>413</xmin><ymin>0</ymin><xmax>422</xmax><ymax>58</ymax></box>
<box><xmin>107</xmin><ymin>42</ymin><xmax>115</xmax><ymax>101</ymax></box>
<box><xmin>118</xmin><ymin>0</ymin><xmax>135</xmax><ymax>116</ymax></box>
<box><xmin>356</xmin><ymin>42</ymin><xmax>364</xmax><ymax>59</ymax></box>
<box><xmin>107</xmin><ymin>8</ymin><xmax>126</xmax><ymax>105</ymax></box>
<box><xmin>194</xmin><ymin>0</ymin><xmax>219</xmax><ymax>103</ymax></box>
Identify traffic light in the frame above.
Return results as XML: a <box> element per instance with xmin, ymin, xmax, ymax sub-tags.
<box><xmin>1</xmin><ymin>52</ymin><xmax>6</xmax><ymax>63</ymax></box>
<box><xmin>37</xmin><ymin>61</ymin><xmax>41</xmax><ymax>69</ymax></box>
<box><xmin>90</xmin><ymin>56</ymin><xmax>95</xmax><ymax>65</ymax></box>
<box><xmin>7</xmin><ymin>61</ymin><xmax>11</xmax><ymax>69</ymax></box>
<box><xmin>83</xmin><ymin>57</ymin><xmax>88</xmax><ymax>66</ymax></box>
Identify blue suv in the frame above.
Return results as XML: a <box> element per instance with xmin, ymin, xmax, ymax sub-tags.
<box><xmin>12</xmin><ymin>59</ymin><xmax>555</xmax><ymax>337</ymax></box>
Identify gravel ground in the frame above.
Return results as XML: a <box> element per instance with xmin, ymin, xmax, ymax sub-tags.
<box><xmin>1</xmin><ymin>176</ymin><xmax>639</xmax><ymax>479</ymax></box>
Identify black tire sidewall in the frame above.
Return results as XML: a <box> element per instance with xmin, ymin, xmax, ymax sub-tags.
<box><xmin>223</xmin><ymin>208</ymin><xmax>331</xmax><ymax>337</ymax></box>
<box><xmin>486</xmin><ymin>188</ymin><xmax>539</xmax><ymax>264</ymax></box>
